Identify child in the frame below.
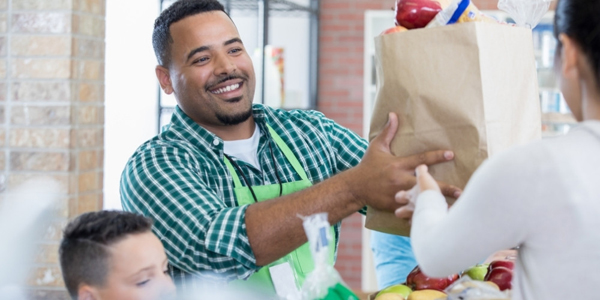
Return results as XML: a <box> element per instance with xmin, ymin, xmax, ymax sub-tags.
<box><xmin>59</xmin><ymin>211</ymin><xmax>176</xmax><ymax>300</ymax></box>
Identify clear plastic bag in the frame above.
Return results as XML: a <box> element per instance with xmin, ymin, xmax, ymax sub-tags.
<box><xmin>444</xmin><ymin>276</ymin><xmax>512</xmax><ymax>300</ymax></box>
<box><xmin>298</xmin><ymin>213</ymin><xmax>359</xmax><ymax>300</ymax></box>
<box><xmin>498</xmin><ymin>0</ymin><xmax>552</xmax><ymax>28</ymax></box>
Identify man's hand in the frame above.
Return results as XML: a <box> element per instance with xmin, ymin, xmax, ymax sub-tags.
<box><xmin>345</xmin><ymin>113</ymin><xmax>461</xmax><ymax>212</ymax></box>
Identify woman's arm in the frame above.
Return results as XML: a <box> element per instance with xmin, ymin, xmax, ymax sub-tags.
<box><xmin>399</xmin><ymin>146</ymin><xmax>541</xmax><ymax>277</ymax></box>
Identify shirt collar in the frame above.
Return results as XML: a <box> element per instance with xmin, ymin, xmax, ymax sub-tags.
<box><xmin>168</xmin><ymin>104</ymin><xmax>270</xmax><ymax>151</ymax></box>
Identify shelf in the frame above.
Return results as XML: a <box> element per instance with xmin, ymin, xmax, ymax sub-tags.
<box><xmin>224</xmin><ymin>0</ymin><xmax>316</xmax><ymax>17</ymax></box>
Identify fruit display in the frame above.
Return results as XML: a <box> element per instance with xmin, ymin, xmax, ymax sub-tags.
<box><xmin>406</xmin><ymin>266</ymin><xmax>459</xmax><ymax>292</ymax></box>
<box><xmin>373</xmin><ymin>261</ymin><xmax>515</xmax><ymax>300</ymax></box>
<box><xmin>462</xmin><ymin>263</ymin><xmax>488</xmax><ymax>281</ymax></box>
<box><xmin>483</xmin><ymin>260</ymin><xmax>514</xmax><ymax>291</ymax></box>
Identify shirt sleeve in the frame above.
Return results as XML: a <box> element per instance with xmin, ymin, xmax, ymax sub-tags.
<box><xmin>120</xmin><ymin>145</ymin><xmax>258</xmax><ymax>280</ymax></box>
<box><xmin>410</xmin><ymin>144</ymin><xmax>542</xmax><ymax>278</ymax></box>
<box><xmin>318</xmin><ymin>114</ymin><xmax>369</xmax><ymax>215</ymax></box>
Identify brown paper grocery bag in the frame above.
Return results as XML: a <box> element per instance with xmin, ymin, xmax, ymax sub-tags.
<box><xmin>365</xmin><ymin>22</ymin><xmax>541</xmax><ymax>236</ymax></box>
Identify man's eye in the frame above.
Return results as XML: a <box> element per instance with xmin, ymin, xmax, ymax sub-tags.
<box><xmin>136</xmin><ymin>280</ymin><xmax>150</xmax><ymax>287</ymax></box>
<box><xmin>163</xmin><ymin>269</ymin><xmax>169</xmax><ymax>275</ymax></box>
<box><xmin>230</xmin><ymin>48</ymin><xmax>242</xmax><ymax>54</ymax></box>
<box><xmin>193</xmin><ymin>57</ymin><xmax>208</xmax><ymax>64</ymax></box>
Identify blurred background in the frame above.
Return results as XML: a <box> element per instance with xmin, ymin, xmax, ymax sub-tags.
<box><xmin>0</xmin><ymin>0</ymin><xmax>564</xmax><ymax>298</ymax></box>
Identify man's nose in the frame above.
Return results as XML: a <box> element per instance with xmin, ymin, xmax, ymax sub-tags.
<box><xmin>213</xmin><ymin>53</ymin><xmax>236</xmax><ymax>75</ymax></box>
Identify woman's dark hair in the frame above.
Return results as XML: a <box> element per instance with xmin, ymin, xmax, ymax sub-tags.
<box><xmin>554</xmin><ymin>0</ymin><xmax>600</xmax><ymax>87</ymax></box>
<box><xmin>59</xmin><ymin>210</ymin><xmax>154</xmax><ymax>299</ymax></box>
<box><xmin>152</xmin><ymin>0</ymin><xmax>228</xmax><ymax>67</ymax></box>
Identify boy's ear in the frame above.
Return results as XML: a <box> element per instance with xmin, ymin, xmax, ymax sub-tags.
<box><xmin>77</xmin><ymin>284</ymin><xmax>99</xmax><ymax>300</ymax></box>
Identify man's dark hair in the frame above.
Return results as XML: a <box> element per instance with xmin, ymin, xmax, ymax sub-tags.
<box><xmin>153</xmin><ymin>0</ymin><xmax>227</xmax><ymax>67</ymax></box>
<box><xmin>59</xmin><ymin>210</ymin><xmax>154</xmax><ymax>299</ymax></box>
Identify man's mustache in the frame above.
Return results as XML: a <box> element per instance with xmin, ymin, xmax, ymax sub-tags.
<box><xmin>206</xmin><ymin>73</ymin><xmax>247</xmax><ymax>90</ymax></box>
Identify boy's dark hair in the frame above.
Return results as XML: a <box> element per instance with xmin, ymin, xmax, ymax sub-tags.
<box><xmin>153</xmin><ymin>0</ymin><xmax>227</xmax><ymax>67</ymax></box>
<box><xmin>59</xmin><ymin>210</ymin><xmax>154</xmax><ymax>299</ymax></box>
<box><xmin>554</xmin><ymin>0</ymin><xmax>600</xmax><ymax>89</ymax></box>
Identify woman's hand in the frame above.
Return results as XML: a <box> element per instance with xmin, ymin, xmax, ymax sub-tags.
<box><xmin>394</xmin><ymin>165</ymin><xmax>443</xmax><ymax>221</ymax></box>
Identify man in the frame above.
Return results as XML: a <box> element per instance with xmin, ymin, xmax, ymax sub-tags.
<box><xmin>120</xmin><ymin>0</ymin><xmax>460</xmax><ymax>295</ymax></box>
<box><xmin>58</xmin><ymin>211</ymin><xmax>176</xmax><ymax>300</ymax></box>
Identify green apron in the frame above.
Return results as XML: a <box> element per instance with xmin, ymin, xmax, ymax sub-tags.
<box><xmin>224</xmin><ymin>125</ymin><xmax>336</xmax><ymax>296</ymax></box>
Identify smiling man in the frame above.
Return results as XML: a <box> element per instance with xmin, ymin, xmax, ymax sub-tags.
<box><xmin>59</xmin><ymin>211</ymin><xmax>176</xmax><ymax>300</ymax></box>
<box><xmin>120</xmin><ymin>0</ymin><xmax>460</xmax><ymax>296</ymax></box>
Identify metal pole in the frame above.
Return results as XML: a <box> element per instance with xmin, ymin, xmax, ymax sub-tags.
<box><xmin>158</xmin><ymin>0</ymin><xmax>164</xmax><ymax>133</ymax></box>
<box><xmin>225</xmin><ymin>0</ymin><xmax>231</xmax><ymax>15</ymax></box>
<box><xmin>259</xmin><ymin>0</ymin><xmax>269</xmax><ymax>104</ymax></box>
<box><xmin>308</xmin><ymin>0</ymin><xmax>319</xmax><ymax>110</ymax></box>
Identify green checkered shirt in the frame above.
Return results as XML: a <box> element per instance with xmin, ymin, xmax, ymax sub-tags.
<box><xmin>120</xmin><ymin>104</ymin><xmax>367</xmax><ymax>284</ymax></box>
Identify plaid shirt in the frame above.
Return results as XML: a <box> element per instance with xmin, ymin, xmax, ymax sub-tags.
<box><xmin>120</xmin><ymin>104</ymin><xmax>367</xmax><ymax>284</ymax></box>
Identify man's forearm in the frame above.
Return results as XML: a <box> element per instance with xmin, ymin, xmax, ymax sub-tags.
<box><xmin>244</xmin><ymin>168</ymin><xmax>364</xmax><ymax>266</ymax></box>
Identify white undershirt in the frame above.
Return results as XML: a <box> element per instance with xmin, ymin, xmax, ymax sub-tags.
<box><xmin>223</xmin><ymin>124</ymin><xmax>262</xmax><ymax>171</ymax></box>
<box><xmin>410</xmin><ymin>120</ymin><xmax>600</xmax><ymax>300</ymax></box>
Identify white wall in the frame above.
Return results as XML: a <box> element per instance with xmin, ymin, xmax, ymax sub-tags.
<box><xmin>104</xmin><ymin>0</ymin><xmax>159</xmax><ymax>210</ymax></box>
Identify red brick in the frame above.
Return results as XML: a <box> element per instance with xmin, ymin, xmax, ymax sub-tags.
<box><xmin>321</xmin><ymin>2</ymin><xmax>351</xmax><ymax>10</ymax></box>
<box><xmin>320</xmin><ymin>24</ymin><xmax>351</xmax><ymax>32</ymax></box>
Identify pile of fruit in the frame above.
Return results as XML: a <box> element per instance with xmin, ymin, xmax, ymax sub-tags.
<box><xmin>374</xmin><ymin>260</ymin><xmax>514</xmax><ymax>300</ymax></box>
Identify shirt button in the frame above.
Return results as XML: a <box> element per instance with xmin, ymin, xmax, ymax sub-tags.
<box><xmin>213</xmin><ymin>139</ymin><xmax>220</xmax><ymax>146</ymax></box>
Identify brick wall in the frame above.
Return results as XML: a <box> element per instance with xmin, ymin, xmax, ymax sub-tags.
<box><xmin>318</xmin><ymin>0</ymin><xmax>525</xmax><ymax>290</ymax></box>
<box><xmin>0</xmin><ymin>0</ymin><xmax>106</xmax><ymax>298</ymax></box>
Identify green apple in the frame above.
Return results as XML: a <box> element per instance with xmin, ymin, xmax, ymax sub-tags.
<box><xmin>376</xmin><ymin>284</ymin><xmax>412</xmax><ymax>299</ymax></box>
<box><xmin>463</xmin><ymin>264</ymin><xmax>489</xmax><ymax>281</ymax></box>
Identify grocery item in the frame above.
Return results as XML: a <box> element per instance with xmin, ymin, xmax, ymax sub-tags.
<box><xmin>365</xmin><ymin>22</ymin><xmax>541</xmax><ymax>236</ymax></box>
<box><xmin>406</xmin><ymin>266</ymin><xmax>459</xmax><ymax>292</ymax></box>
<box><xmin>498</xmin><ymin>0</ymin><xmax>551</xmax><ymax>28</ymax></box>
<box><xmin>394</xmin><ymin>0</ymin><xmax>449</xmax><ymax>29</ymax></box>
<box><xmin>380</xmin><ymin>26</ymin><xmax>409</xmax><ymax>35</ymax></box>
<box><xmin>376</xmin><ymin>284</ymin><xmax>412</xmax><ymax>299</ymax></box>
<box><xmin>406</xmin><ymin>289</ymin><xmax>446</xmax><ymax>300</ymax></box>
<box><xmin>426</xmin><ymin>0</ymin><xmax>499</xmax><ymax>28</ymax></box>
<box><xmin>462</xmin><ymin>264</ymin><xmax>488</xmax><ymax>281</ymax></box>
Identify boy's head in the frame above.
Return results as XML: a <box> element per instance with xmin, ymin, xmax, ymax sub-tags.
<box><xmin>59</xmin><ymin>210</ymin><xmax>176</xmax><ymax>300</ymax></box>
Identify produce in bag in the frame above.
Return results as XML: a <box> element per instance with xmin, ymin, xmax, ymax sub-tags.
<box><xmin>426</xmin><ymin>0</ymin><xmax>500</xmax><ymax>28</ymax></box>
<box><xmin>498</xmin><ymin>0</ymin><xmax>552</xmax><ymax>28</ymax></box>
<box><xmin>298</xmin><ymin>213</ymin><xmax>359</xmax><ymax>300</ymax></box>
<box><xmin>394</xmin><ymin>0</ymin><xmax>450</xmax><ymax>29</ymax></box>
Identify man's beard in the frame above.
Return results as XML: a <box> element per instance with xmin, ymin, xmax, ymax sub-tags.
<box><xmin>215</xmin><ymin>100</ymin><xmax>253</xmax><ymax>125</ymax></box>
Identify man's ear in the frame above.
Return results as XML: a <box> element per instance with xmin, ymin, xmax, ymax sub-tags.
<box><xmin>77</xmin><ymin>284</ymin><xmax>99</xmax><ymax>300</ymax></box>
<box><xmin>559</xmin><ymin>33</ymin><xmax>580</xmax><ymax>78</ymax></box>
<box><xmin>156</xmin><ymin>65</ymin><xmax>174</xmax><ymax>95</ymax></box>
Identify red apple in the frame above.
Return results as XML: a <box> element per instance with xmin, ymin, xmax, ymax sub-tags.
<box><xmin>484</xmin><ymin>266</ymin><xmax>513</xmax><ymax>291</ymax></box>
<box><xmin>395</xmin><ymin>0</ymin><xmax>442</xmax><ymax>29</ymax></box>
<box><xmin>406</xmin><ymin>266</ymin><xmax>459</xmax><ymax>292</ymax></box>
<box><xmin>488</xmin><ymin>260</ymin><xmax>514</xmax><ymax>271</ymax></box>
<box><xmin>380</xmin><ymin>26</ymin><xmax>409</xmax><ymax>35</ymax></box>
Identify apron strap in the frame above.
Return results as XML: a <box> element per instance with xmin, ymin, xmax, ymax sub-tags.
<box><xmin>223</xmin><ymin>124</ymin><xmax>310</xmax><ymax>188</ymax></box>
<box><xmin>224</xmin><ymin>157</ymin><xmax>244</xmax><ymax>189</ymax></box>
<box><xmin>266</xmin><ymin>124</ymin><xmax>309</xmax><ymax>182</ymax></box>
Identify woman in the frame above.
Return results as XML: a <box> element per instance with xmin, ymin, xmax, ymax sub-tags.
<box><xmin>394</xmin><ymin>0</ymin><xmax>600</xmax><ymax>299</ymax></box>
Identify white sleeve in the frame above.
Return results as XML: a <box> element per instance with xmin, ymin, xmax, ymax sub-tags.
<box><xmin>410</xmin><ymin>145</ymin><xmax>541</xmax><ymax>278</ymax></box>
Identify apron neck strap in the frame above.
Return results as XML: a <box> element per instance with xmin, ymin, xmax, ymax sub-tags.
<box><xmin>223</xmin><ymin>124</ymin><xmax>310</xmax><ymax>189</ymax></box>
<box><xmin>266</xmin><ymin>124</ymin><xmax>309</xmax><ymax>181</ymax></box>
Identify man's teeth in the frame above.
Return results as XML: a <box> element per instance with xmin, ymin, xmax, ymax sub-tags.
<box><xmin>212</xmin><ymin>83</ymin><xmax>240</xmax><ymax>94</ymax></box>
